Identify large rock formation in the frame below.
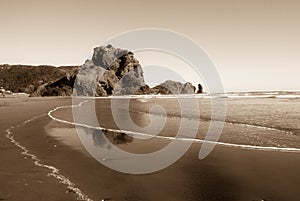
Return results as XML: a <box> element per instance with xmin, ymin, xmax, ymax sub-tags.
<box><xmin>74</xmin><ymin>45</ymin><xmax>146</xmax><ymax>96</ymax></box>
<box><xmin>31</xmin><ymin>45</ymin><xmax>197</xmax><ymax>96</ymax></box>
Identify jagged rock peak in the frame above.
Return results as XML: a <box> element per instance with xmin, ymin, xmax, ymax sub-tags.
<box><xmin>92</xmin><ymin>44</ymin><xmax>129</xmax><ymax>68</ymax></box>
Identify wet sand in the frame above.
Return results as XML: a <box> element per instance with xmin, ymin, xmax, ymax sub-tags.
<box><xmin>0</xmin><ymin>97</ymin><xmax>78</xmax><ymax>201</ymax></box>
<box><xmin>1</xmin><ymin>97</ymin><xmax>300</xmax><ymax>201</ymax></box>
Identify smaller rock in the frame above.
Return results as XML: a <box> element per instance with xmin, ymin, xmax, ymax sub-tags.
<box><xmin>197</xmin><ymin>83</ymin><xmax>203</xmax><ymax>93</ymax></box>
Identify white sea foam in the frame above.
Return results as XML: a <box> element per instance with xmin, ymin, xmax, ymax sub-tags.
<box><xmin>275</xmin><ymin>95</ymin><xmax>300</xmax><ymax>99</ymax></box>
<box><xmin>5</xmin><ymin>113</ymin><xmax>93</xmax><ymax>201</ymax></box>
<box><xmin>72</xmin><ymin>91</ymin><xmax>300</xmax><ymax>100</ymax></box>
<box><xmin>225</xmin><ymin>121</ymin><xmax>294</xmax><ymax>135</ymax></box>
<box><xmin>48</xmin><ymin>101</ymin><xmax>300</xmax><ymax>153</ymax></box>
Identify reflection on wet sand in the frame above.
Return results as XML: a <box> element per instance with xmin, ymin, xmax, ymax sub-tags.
<box><xmin>92</xmin><ymin>129</ymin><xmax>133</xmax><ymax>147</ymax></box>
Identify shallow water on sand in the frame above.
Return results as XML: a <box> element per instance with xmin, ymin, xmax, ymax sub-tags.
<box><xmin>50</xmin><ymin>97</ymin><xmax>300</xmax><ymax>150</ymax></box>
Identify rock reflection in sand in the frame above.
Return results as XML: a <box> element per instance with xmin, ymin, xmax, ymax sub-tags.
<box><xmin>92</xmin><ymin>129</ymin><xmax>133</xmax><ymax>148</ymax></box>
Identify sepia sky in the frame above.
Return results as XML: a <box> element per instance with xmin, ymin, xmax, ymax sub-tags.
<box><xmin>0</xmin><ymin>0</ymin><xmax>299</xmax><ymax>91</ymax></box>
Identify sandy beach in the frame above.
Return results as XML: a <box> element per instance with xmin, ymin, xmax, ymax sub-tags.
<box><xmin>0</xmin><ymin>97</ymin><xmax>79</xmax><ymax>200</ymax></box>
<box><xmin>1</xmin><ymin>96</ymin><xmax>300</xmax><ymax>201</ymax></box>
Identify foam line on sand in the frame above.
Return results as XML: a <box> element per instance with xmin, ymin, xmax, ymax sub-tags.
<box><xmin>5</xmin><ymin>113</ymin><xmax>93</xmax><ymax>201</ymax></box>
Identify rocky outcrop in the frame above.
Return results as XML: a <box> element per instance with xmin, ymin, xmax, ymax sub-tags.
<box><xmin>74</xmin><ymin>45</ymin><xmax>196</xmax><ymax>96</ymax></box>
<box><xmin>30</xmin><ymin>68</ymin><xmax>77</xmax><ymax>97</ymax></box>
<box><xmin>158</xmin><ymin>80</ymin><xmax>195</xmax><ymax>94</ymax></box>
<box><xmin>197</xmin><ymin>83</ymin><xmax>203</xmax><ymax>94</ymax></box>
<box><xmin>30</xmin><ymin>74</ymin><xmax>76</xmax><ymax>97</ymax></box>
<box><xmin>31</xmin><ymin>45</ymin><xmax>198</xmax><ymax>96</ymax></box>
<box><xmin>134</xmin><ymin>80</ymin><xmax>195</xmax><ymax>95</ymax></box>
